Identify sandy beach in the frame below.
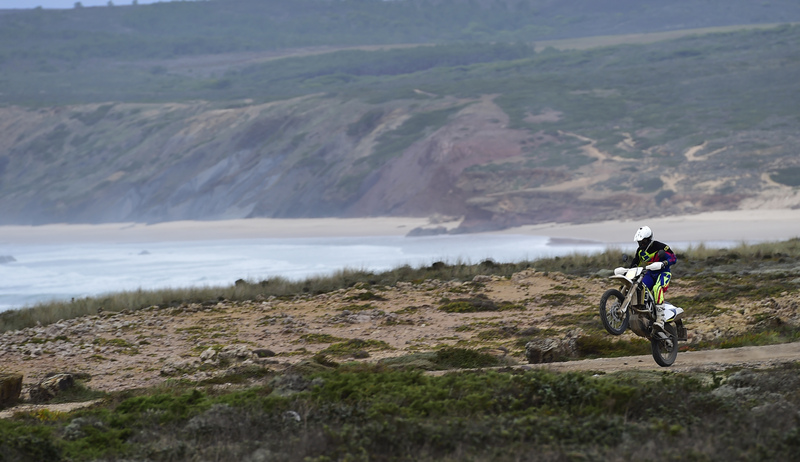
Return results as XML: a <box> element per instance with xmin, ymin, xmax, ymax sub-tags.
<box><xmin>501</xmin><ymin>209</ymin><xmax>800</xmax><ymax>244</ymax></box>
<box><xmin>0</xmin><ymin>209</ymin><xmax>798</xmax><ymax>245</ymax></box>
<box><xmin>0</xmin><ymin>217</ymin><xmax>436</xmax><ymax>245</ymax></box>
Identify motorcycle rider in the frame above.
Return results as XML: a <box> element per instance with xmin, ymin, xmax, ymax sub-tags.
<box><xmin>630</xmin><ymin>226</ymin><xmax>677</xmax><ymax>331</ymax></box>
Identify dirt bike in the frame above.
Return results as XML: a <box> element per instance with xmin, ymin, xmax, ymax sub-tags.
<box><xmin>598</xmin><ymin>255</ymin><xmax>688</xmax><ymax>367</ymax></box>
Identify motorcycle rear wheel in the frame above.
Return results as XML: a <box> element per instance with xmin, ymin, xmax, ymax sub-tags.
<box><xmin>651</xmin><ymin>330</ymin><xmax>678</xmax><ymax>367</ymax></box>
<box><xmin>599</xmin><ymin>289</ymin><xmax>629</xmax><ymax>335</ymax></box>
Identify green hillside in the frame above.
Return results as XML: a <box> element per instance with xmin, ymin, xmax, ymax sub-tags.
<box><xmin>0</xmin><ymin>1</ymin><xmax>799</xmax><ymax>226</ymax></box>
<box><xmin>3</xmin><ymin>0</ymin><xmax>799</xmax><ymax>66</ymax></box>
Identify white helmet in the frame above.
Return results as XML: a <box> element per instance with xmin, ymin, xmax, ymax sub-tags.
<box><xmin>634</xmin><ymin>226</ymin><xmax>653</xmax><ymax>243</ymax></box>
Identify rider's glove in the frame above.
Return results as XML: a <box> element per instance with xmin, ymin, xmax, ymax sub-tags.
<box><xmin>614</xmin><ymin>267</ymin><xmax>627</xmax><ymax>275</ymax></box>
<box><xmin>646</xmin><ymin>261</ymin><xmax>665</xmax><ymax>271</ymax></box>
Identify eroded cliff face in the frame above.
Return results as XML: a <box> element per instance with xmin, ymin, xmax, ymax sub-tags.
<box><xmin>1</xmin><ymin>94</ymin><xmax>798</xmax><ymax>230</ymax></box>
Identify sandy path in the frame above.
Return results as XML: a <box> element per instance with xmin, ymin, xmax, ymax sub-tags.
<box><xmin>522</xmin><ymin>341</ymin><xmax>800</xmax><ymax>374</ymax></box>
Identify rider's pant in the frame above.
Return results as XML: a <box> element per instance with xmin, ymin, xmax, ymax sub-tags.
<box><xmin>642</xmin><ymin>271</ymin><xmax>671</xmax><ymax>305</ymax></box>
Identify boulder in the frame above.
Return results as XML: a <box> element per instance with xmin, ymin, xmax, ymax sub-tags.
<box><xmin>160</xmin><ymin>358</ymin><xmax>198</xmax><ymax>377</ymax></box>
<box><xmin>0</xmin><ymin>373</ymin><xmax>23</xmax><ymax>407</ymax></box>
<box><xmin>29</xmin><ymin>373</ymin><xmax>75</xmax><ymax>403</ymax></box>
<box><xmin>525</xmin><ymin>329</ymin><xmax>582</xmax><ymax>364</ymax></box>
<box><xmin>200</xmin><ymin>347</ymin><xmax>218</xmax><ymax>362</ymax></box>
<box><xmin>218</xmin><ymin>345</ymin><xmax>253</xmax><ymax>361</ymax></box>
<box><xmin>511</xmin><ymin>269</ymin><xmax>537</xmax><ymax>283</ymax></box>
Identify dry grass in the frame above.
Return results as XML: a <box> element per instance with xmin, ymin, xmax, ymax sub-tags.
<box><xmin>3</xmin><ymin>239</ymin><xmax>799</xmax><ymax>333</ymax></box>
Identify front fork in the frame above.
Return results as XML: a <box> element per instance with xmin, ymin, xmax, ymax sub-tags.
<box><xmin>623</xmin><ymin>284</ymin><xmax>653</xmax><ymax>317</ymax></box>
<box><xmin>619</xmin><ymin>283</ymin><xmax>637</xmax><ymax>315</ymax></box>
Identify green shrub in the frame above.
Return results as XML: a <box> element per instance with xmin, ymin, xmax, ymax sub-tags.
<box><xmin>115</xmin><ymin>388</ymin><xmax>209</xmax><ymax>425</ymax></box>
<box><xmin>320</xmin><ymin>339</ymin><xmax>393</xmax><ymax>357</ymax></box>
<box><xmin>439</xmin><ymin>294</ymin><xmax>524</xmax><ymax>313</ymax></box>
<box><xmin>344</xmin><ymin>291</ymin><xmax>387</xmax><ymax>301</ymax></box>
<box><xmin>695</xmin><ymin>325</ymin><xmax>800</xmax><ymax>350</ymax></box>
<box><xmin>771</xmin><ymin>166</ymin><xmax>800</xmax><ymax>187</ymax></box>
<box><xmin>297</xmin><ymin>333</ymin><xmax>346</xmax><ymax>344</ymax></box>
<box><xmin>6</xmin><ymin>363</ymin><xmax>800</xmax><ymax>461</ymax></box>
<box><xmin>575</xmin><ymin>334</ymin><xmax>650</xmax><ymax>358</ymax></box>
<box><xmin>336</xmin><ymin>303</ymin><xmax>375</xmax><ymax>312</ymax></box>
<box><xmin>430</xmin><ymin>347</ymin><xmax>506</xmax><ymax>369</ymax></box>
<box><xmin>0</xmin><ymin>421</ymin><xmax>61</xmax><ymax>461</ymax></box>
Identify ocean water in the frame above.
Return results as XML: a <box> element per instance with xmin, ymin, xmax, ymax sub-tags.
<box><xmin>0</xmin><ymin>234</ymin><xmax>614</xmax><ymax>312</ymax></box>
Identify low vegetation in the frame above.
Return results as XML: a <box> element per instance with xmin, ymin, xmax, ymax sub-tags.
<box><xmin>439</xmin><ymin>294</ymin><xmax>524</xmax><ymax>313</ymax></box>
<box><xmin>3</xmin><ymin>361</ymin><xmax>800</xmax><ymax>461</ymax></box>
<box><xmin>4</xmin><ymin>239</ymin><xmax>800</xmax><ymax>334</ymax></box>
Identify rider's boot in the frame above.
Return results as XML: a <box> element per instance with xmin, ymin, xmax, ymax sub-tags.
<box><xmin>653</xmin><ymin>304</ymin><xmax>665</xmax><ymax>331</ymax></box>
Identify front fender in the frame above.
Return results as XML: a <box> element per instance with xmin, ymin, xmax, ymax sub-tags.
<box><xmin>609</xmin><ymin>275</ymin><xmax>634</xmax><ymax>288</ymax></box>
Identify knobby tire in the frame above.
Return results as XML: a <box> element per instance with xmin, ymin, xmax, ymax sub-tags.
<box><xmin>599</xmin><ymin>289</ymin><xmax>629</xmax><ymax>335</ymax></box>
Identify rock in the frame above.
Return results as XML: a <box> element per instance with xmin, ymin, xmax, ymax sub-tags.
<box><xmin>30</xmin><ymin>373</ymin><xmax>75</xmax><ymax>403</ymax></box>
<box><xmin>486</xmin><ymin>346</ymin><xmax>509</xmax><ymax>358</ymax></box>
<box><xmin>0</xmin><ymin>373</ymin><xmax>23</xmax><ymax>407</ymax></box>
<box><xmin>245</xmin><ymin>448</ymin><xmax>276</xmax><ymax>462</ymax></box>
<box><xmin>472</xmin><ymin>275</ymin><xmax>492</xmax><ymax>283</ymax></box>
<box><xmin>283</xmin><ymin>410</ymin><xmax>302</xmax><ymax>422</ymax></box>
<box><xmin>160</xmin><ymin>358</ymin><xmax>198</xmax><ymax>376</ymax></box>
<box><xmin>517</xmin><ymin>326</ymin><xmax>541</xmax><ymax>337</ymax></box>
<box><xmin>219</xmin><ymin>345</ymin><xmax>253</xmax><ymax>361</ymax></box>
<box><xmin>511</xmin><ymin>269</ymin><xmax>537</xmax><ymax>283</ymax></box>
<box><xmin>45</xmin><ymin>323</ymin><xmax>66</xmax><ymax>337</ymax></box>
<box><xmin>0</xmin><ymin>255</ymin><xmax>16</xmax><ymax>264</ymax></box>
<box><xmin>200</xmin><ymin>347</ymin><xmax>218</xmax><ymax>362</ymax></box>
<box><xmin>525</xmin><ymin>330</ymin><xmax>581</xmax><ymax>364</ymax></box>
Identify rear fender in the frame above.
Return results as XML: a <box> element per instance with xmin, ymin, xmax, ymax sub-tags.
<box><xmin>674</xmin><ymin>319</ymin><xmax>688</xmax><ymax>341</ymax></box>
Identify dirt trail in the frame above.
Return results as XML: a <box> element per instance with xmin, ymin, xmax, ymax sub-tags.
<box><xmin>522</xmin><ymin>341</ymin><xmax>800</xmax><ymax>374</ymax></box>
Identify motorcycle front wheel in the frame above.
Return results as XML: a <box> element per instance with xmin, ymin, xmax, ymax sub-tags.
<box><xmin>651</xmin><ymin>331</ymin><xmax>678</xmax><ymax>367</ymax></box>
<box><xmin>599</xmin><ymin>289</ymin><xmax>629</xmax><ymax>335</ymax></box>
